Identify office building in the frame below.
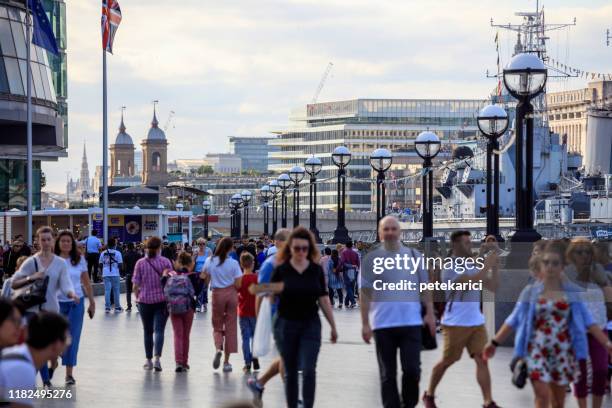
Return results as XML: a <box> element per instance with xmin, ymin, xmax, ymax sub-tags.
<box><xmin>546</xmin><ymin>80</ymin><xmax>612</xmax><ymax>157</ymax></box>
<box><xmin>229</xmin><ymin>136</ymin><xmax>279</xmax><ymax>173</ymax></box>
<box><xmin>0</xmin><ymin>0</ymin><xmax>66</xmax><ymax>211</ymax></box>
<box><xmin>271</xmin><ymin>98</ymin><xmax>488</xmax><ymax>210</ymax></box>
<box><xmin>203</xmin><ymin>153</ymin><xmax>242</xmax><ymax>174</ymax></box>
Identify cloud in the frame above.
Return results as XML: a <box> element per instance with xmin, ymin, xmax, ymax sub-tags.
<box><xmin>42</xmin><ymin>0</ymin><xmax>612</xmax><ymax>191</ymax></box>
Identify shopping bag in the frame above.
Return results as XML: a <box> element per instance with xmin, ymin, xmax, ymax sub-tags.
<box><xmin>252</xmin><ymin>296</ymin><xmax>273</xmax><ymax>358</ymax></box>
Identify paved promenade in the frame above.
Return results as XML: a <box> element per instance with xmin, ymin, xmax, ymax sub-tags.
<box><xmin>37</xmin><ymin>296</ymin><xmax>598</xmax><ymax>408</ymax></box>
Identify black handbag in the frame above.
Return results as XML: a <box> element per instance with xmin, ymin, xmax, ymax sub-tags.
<box><xmin>510</xmin><ymin>357</ymin><xmax>528</xmax><ymax>389</ymax></box>
<box><xmin>409</xmin><ymin>247</ymin><xmax>437</xmax><ymax>350</ymax></box>
<box><xmin>12</xmin><ymin>258</ymin><xmax>49</xmax><ymax>310</ymax></box>
<box><xmin>420</xmin><ymin>303</ymin><xmax>438</xmax><ymax>350</ymax></box>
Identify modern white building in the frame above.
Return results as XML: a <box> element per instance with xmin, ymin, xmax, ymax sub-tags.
<box><xmin>203</xmin><ymin>153</ymin><xmax>242</xmax><ymax>174</ymax></box>
<box><xmin>271</xmin><ymin>98</ymin><xmax>489</xmax><ymax>210</ymax></box>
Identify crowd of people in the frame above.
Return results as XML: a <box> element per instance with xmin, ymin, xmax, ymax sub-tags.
<box><xmin>0</xmin><ymin>220</ymin><xmax>610</xmax><ymax>408</ymax></box>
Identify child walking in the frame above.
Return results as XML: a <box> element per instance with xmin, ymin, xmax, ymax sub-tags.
<box><xmin>162</xmin><ymin>251</ymin><xmax>203</xmax><ymax>372</ymax></box>
<box><xmin>238</xmin><ymin>252</ymin><xmax>259</xmax><ymax>372</ymax></box>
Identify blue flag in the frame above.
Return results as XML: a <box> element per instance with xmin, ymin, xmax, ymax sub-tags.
<box><xmin>27</xmin><ymin>0</ymin><xmax>59</xmax><ymax>56</ymax></box>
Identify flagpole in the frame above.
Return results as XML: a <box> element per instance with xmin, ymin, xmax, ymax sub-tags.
<box><xmin>26</xmin><ymin>5</ymin><xmax>33</xmax><ymax>245</ymax></box>
<box><xmin>102</xmin><ymin>49</ymin><xmax>109</xmax><ymax>245</ymax></box>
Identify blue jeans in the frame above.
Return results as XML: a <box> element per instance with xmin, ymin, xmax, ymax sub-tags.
<box><xmin>196</xmin><ymin>283</ymin><xmax>208</xmax><ymax>308</ymax></box>
<box><xmin>104</xmin><ymin>276</ymin><xmax>121</xmax><ymax>310</ymax></box>
<box><xmin>239</xmin><ymin>316</ymin><xmax>256</xmax><ymax>365</ymax></box>
<box><xmin>274</xmin><ymin>316</ymin><xmax>322</xmax><ymax>408</ymax></box>
<box><xmin>344</xmin><ymin>277</ymin><xmax>356</xmax><ymax>306</ymax></box>
<box><xmin>138</xmin><ymin>302</ymin><xmax>168</xmax><ymax>359</ymax></box>
<box><xmin>59</xmin><ymin>298</ymin><xmax>85</xmax><ymax>367</ymax></box>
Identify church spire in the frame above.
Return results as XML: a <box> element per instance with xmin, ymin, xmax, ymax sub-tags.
<box><xmin>119</xmin><ymin>105</ymin><xmax>126</xmax><ymax>133</ymax></box>
<box><xmin>152</xmin><ymin>100</ymin><xmax>159</xmax><ymax>128</ymax></box>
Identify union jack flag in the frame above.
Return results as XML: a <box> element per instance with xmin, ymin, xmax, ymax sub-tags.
<box><xmin>101</xmin><ymin>0</ymin><xmax>122</xmax><ymax>53</ymax></box>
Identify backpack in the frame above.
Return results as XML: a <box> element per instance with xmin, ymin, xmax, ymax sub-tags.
<box><xmin>164</xmin><ymin>272</ymin><xmax>195</xmax><ymax>315</ymax></box>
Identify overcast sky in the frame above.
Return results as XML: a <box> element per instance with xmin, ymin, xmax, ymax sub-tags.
<box><xmin>42</xmin><ymin>0</ymin><xmax>612</xmax><ymax>191</ymax></box>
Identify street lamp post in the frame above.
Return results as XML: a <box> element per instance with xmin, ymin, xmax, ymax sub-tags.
<box><xmin>477</xmin><ymin>105</ymin><xmax>509</xmax><ymax>242</ymax></box>
<box><xmin>241</xmin><ymin>190</ymin><xmax>252</xmax><ymax>237</ymax></box>
<box><xmin>202</xmin><ymin>200</ymin><xmax>211</xmax><ymax>239</ymax></box>
<box><xmin>503</xmin><ymin>53</ymin><xmax>547</xmax><ymax>242</ymax></box>
<box><xmin>260</xmin><ymin>185</ymin><xmax>272</xmax><ymax>236</ymax></box>
<box><xmin>415</xmin><ymin>132</ymin><xmax>441</xmax><ymax>241</ymax></box>
<box><xmin>288</xmin><ymin>166</ymin><xmax>305</xmax><ymax>228</ymax></box>
<box><xmin>370</xmin><ymin>148</ymin><xmax>392</xmax><ymax>241</ymax></box>
<box><xmin>277</xmin><ymin>173</ymin><xmax>292</xmax><ymax>229</ymax></box>
<box><xmin>176</xmin><ymin>202</ymin><xmax>184</xmax><ymax>240</ymax></box>
<box><xmin>229</xmin><ymin>193</ymin><xmax>243</xmax><ymax>239</ymax></box>
<box><xmin>269</xmin><ymin>180</ymin><xmax>280</xmax><ymax>235</ymax></box>
<box><xmin>228</xmin><ymin>202</ymin><xmax>235</xmax><ymax>239</ymax></box>
<box><xmin>305</xmin><ymin>156</ymin><xmax>322</xmax><ymax>243</ymax></box>
<box><xmin>331</xmin><ymin>146</ymin><xmax>351</xmax><ymax>244</ymax></box>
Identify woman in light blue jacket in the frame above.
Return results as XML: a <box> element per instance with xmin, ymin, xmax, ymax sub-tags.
<box><xmin>483</xmin><ymin>241</ymin><xmax>612</xmax><ymax>408</ymax></box>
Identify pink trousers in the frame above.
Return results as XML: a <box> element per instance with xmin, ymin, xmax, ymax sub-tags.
<box><xmin>171</xmin><ymin>309</ymin><xmax>195</xmax><ymax>365</ymax></box>
<box><xmin>211</xmin><ymin>287</ymin><xmax>238</xmax><ymax>354</ymax></box>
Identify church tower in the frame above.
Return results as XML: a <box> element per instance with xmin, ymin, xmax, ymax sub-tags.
<box><xmin>110</xmin><ymin>107</ymin><xmax>136</xmax><ymax>185</ymax></box>
<box><xmin>141</xmin><ymin>101</ymin><xmax>168</xmax><ymax>187</ymax></box>
<box><xmin>78</xmin><ymin>143</ymin><xmax>91</xmax><ymax>192</ymax></box>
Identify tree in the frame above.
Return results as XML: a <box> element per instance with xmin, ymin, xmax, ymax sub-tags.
<box><xmin>197</xmin><ymin>165</ymin><xmax>214</xmax><ymax>175</ymax></box>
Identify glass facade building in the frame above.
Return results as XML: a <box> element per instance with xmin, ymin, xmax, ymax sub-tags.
<box><xmin>43</xmin><ymin>0</ymin><xmax>67</xmax><ymax>146</ymax></box>
<box><xmin>228</xmin><ymin>136</ymin><xmax>279</xmax><ymax>173</ymax></box>
<box><xmin>0</xmin><ymin>0</ymin><xmax>66</xmax><ymax>211</ymax></box>
<box><xmin>271</xmin><ymin>98</ymin><xmax>488</xmax><ymax>210</ymax></box>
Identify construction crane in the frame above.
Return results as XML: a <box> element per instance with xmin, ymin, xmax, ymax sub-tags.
<box><xmin>311</xmin><ymin>62</ymin><xmax>333</xmax><ymax>104</ymax></box>
<box><xmin>164</xmin><ymin>110</ymin><xmax>175</xmax><ymax>133</ymax></box>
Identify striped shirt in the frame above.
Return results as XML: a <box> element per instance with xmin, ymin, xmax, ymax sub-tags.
<box><xmin>132</xmin><ymin>255</ymin><xmax>173</xmax><ymax>304</ymax></box>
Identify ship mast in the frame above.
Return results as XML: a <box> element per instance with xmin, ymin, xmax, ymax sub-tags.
<box><xmin>491</xmin><ymin>1</ymin><xmax>576</xmax><ymax>123</ymax></box>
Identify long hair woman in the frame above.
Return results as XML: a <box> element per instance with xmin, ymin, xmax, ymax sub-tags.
<box><xmin>565</xmin><ymin>238</ymin><xmax>611</xmax><ymax>408</ymax></box>
<box><xmin>484</xmin><ymin>241</ymin><xmax>612</xmax><ymax>408</ymax></box>
<box><xmin>201</xmin><ymin>236</ymin><xmax>242</xmax><ymax>372</ymax></box>
<box><xmin>132</xmin><ymin>236</ymin><xmax>174</xmax><ymax>371</ymax></box>
<box><xmin>54</xmin><ymin>230</ymin><xmax>95</xmax><ymax>385</ymax></box>
<box><xmin>11</xmin><ymin>226</ymin><xmax>78</xmax><ymax>386</ymax></box>
<box><xmin>253</xmin><ymin>226</ymin><xmax>337</xmax><ymax>408</ymax></box>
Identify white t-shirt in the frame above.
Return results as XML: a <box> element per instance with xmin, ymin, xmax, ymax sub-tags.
<box><xmin>361</xmin><ymin>245</ymin><xmax>427</xmax><ymax>330</ymax></box>
<box><xmin>0</xmin><ymin>344</ymin><xmax>36</xmax><ymax>407</ymax></box>
<box><xmin>99</xmin><ymin>249</ymin><xmax>123</xmax><ymax>277</ymax></box>
<box><xmin>204</xmin><ymin>256</ymin><xmax>242</xmax><ymax>289</ymax></box>
<box><xmin>441</xmin><ymin>260</ymin><xmax>484</xmax><ymax>327</ymax></box>
<box><xmin>266</xmin><ymin>246</ymin><xmax>277</xmax><ymax>258</ymax></box>
<box><xmin>13</xmin><ymin>254</ymin><xmax>74</xmax><ymax>313</ymax></box>
<box><xmin>58</xmin><ymin>256</ymin><xmax>87</xmax><ymax>302</ymax></box>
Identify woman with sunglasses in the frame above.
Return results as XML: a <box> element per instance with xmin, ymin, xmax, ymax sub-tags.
<box><xmin>484</xmin><ymin>241</ymin><xmax>612</xmax><ymax>408</ymax></box>
<box><xmin>54</xmin><ymin>230</ymin><xmax>95</xmax><ymax>385</ymax></box>
<box><xmin>253</xmin><ymin>226</ymin><xmax>337</xmax><ymax>408</ymax></box>
<box><xmin>564</xmin><ymin>239</ymin><xmax>611</xmax><ymax>408</ymax></box>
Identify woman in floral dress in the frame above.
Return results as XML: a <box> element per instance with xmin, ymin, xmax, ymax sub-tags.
<box><xmin>484</xmin><ymin>241</ymin><xmax>612</xmax><ymax>408</ymax></box>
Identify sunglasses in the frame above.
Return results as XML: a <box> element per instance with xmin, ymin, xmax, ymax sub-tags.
<box><xmin>291</xmin><ymin>245</ymin><xmax>309</xmax><ymax>253</ymax></box>
<box><xmin>542</xmin><ymin>259</ymin><xmax>562</xmax><ymax>267</ymax></box>
<box><xmin>573</xmin><ymin>249</ymin><xmax>592</xmax><ymax>256</ymax></box>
